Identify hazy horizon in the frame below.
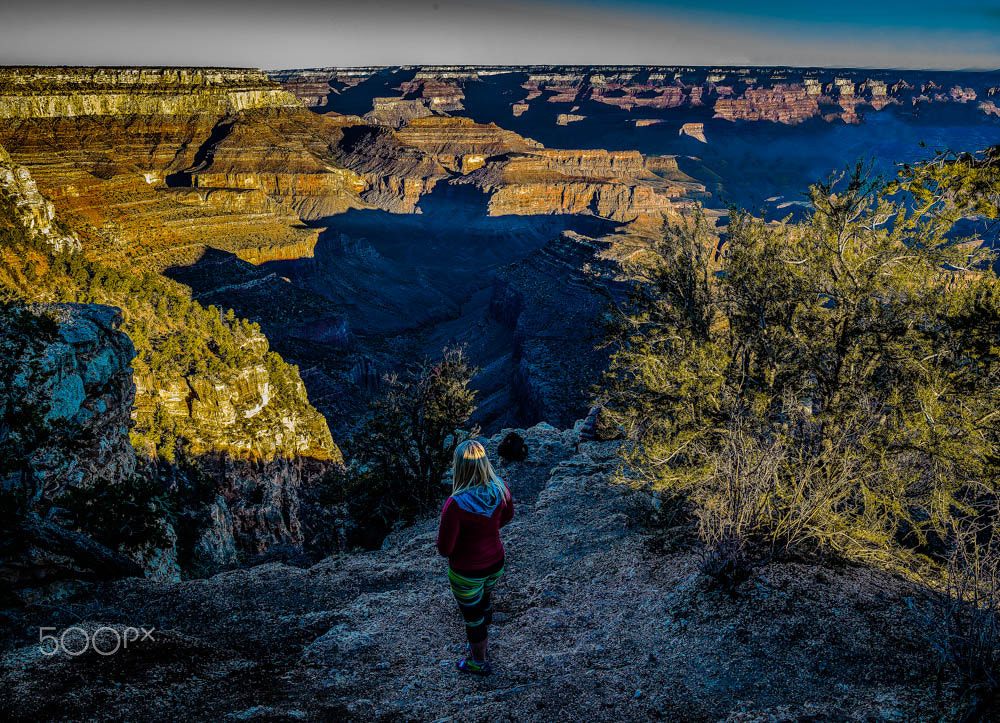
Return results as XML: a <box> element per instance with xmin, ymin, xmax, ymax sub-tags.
<box><xmin>0</xmin><ymin>1</ymin><xmax>998</xmax><ymax>71</ymax></box>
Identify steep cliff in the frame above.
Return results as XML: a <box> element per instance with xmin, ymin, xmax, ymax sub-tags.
<box><xmin>455</xmin><ymin>149</ymin><xmax>689</xmax><ymax>222</ymax></box>
<box><xmin>334</xmin><ymin>124</ymin><xmax>449</xmax><ymax>213</ymax></box>
<box><xmin>0</xmin><ymin>67</ymin><xmax>301</xmax><ymax>118</ymax></box>
<box><xmin>713</xmin><ymin>84</ymin><xmax>820</xmax><ymax>124</ymax></box>
<box><xmin>0</xmin><ymin>145</ymin><xmax>79</xmax><ymax>252</ymax></box>
<box><xmin>0</xmin><ymin>68</ymin><xmax>369</xmax><ymax>269</ymax></box>
<box><xmin>1</xmin><ymin>302</ymin><xmax>136</xmax><ymax>502</ymax></box>
<box><xmin>0</xmin><ymin>149</ymin><xmax>342</xmax><ymax>582</ymax></box>
<box><xmin>0</xmin><ymin>298</ymin><xmax>166</xmax><ymax>591</ymax></box>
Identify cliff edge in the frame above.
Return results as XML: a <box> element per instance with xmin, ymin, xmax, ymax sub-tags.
<box><xmin>0</xmin><ymin>423</ymin><xmax>943</xmax><ymax>720</ymax></box>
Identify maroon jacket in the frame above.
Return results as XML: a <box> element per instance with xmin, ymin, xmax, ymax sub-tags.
<box><xmin>436</xmin><ymin>484</ymin><xmax>514</xmax><ymax>572</ymax></box>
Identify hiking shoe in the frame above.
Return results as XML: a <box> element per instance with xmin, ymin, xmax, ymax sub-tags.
<box><xmin>457</xmin><ymin>657</ymin><xmax>492</xmax><ymax>676</ymax></box>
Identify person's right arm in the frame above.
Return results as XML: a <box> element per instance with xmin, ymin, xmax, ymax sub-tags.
<box><xmin>436</xmin><ymin>498</ymin><xmax>460</xmax><ymax>557</ymax></box>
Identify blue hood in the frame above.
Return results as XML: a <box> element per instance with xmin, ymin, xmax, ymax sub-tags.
<box><xmin>452</xmin><ymin>480</ymin><xmax>507</xmax><ymax>517</ymax></box>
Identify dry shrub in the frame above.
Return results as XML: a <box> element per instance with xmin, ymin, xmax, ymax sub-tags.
<box><xmin>914</xmin><ymin>512</ymin><xmax>1000</xmax><ymax>713</ymax></box>
<box><xmin>696</xmin><ymin>409</ymin><xmax>870</xmax><ymax>590</ymax></box>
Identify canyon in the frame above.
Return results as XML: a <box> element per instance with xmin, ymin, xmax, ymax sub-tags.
<box><xmin>0</xmin><ymin>62</ymin><xmax>997</xmax><ymax>720</ymax></box>
<box><xmin>273</xmin><ymin>65</ymin><xmax>1000</xmax><ymax>214</ymax></box>
<box><xmin>1</xmin><ymin>64</ymin><xmax>998</xmax><ymax>580</ymax></box>
<box><xmin>3</xmin><ymin>63</ymin><xmax>998</xmax><ymax>443</ymax></box>
<box><xmin>0</xmin><ymin>66</ymin><xmax>710</xmax><ymax>442</ymax></box>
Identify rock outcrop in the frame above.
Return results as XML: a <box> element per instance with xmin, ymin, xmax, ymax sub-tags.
<box><xmin>364</xmin><ymin>97</ymin><xmax>438</xmax><ymax>128</ymax></box>
<box><xmin>713</xmin><ymin>84</ymin><xmax>820</xmax><ymax>124</ymax></box>
<box><xmin>0</xmin><ymin>145</ymin><xmax>79</xmax><ymax>252</ymax></box>
<box><xmin>397</xmin><ymin>72</ymin><xmax>466</xmax><ymax>112</ymax></box>
<box><xmin>131</xmin><ymin>324</ymin><xmax>334</xmax><ymax>461</ymax></box>
<box><xmin>395</xmin><ymin>116</ymin><xmax>542</xmax><ymax>173</ymax></box>
<box><xmin>678</xmin><ymin>122</ymin><xmax>707</xmax><ymax>143</ymax></box>
<box><xmin>0</xmin><ymin>300</ymin><xmax>172</xmax><ymax>591</ymax></box>
<box><xmin>456</xmin><ymin>149</ymin><xmax>689</xmax><ymax>222</ymax></box>
<box><xmin>334</xmin><ymin>125</ymin><xmax>449</xmax><ymax>213</ymax></box>
<box><xmin>556</xmin><ymin>112</ymin><xmax>585</xmax><ymax>126</ymax></box>
<box><xmin>2</xmin><ymin>303</ymin><xmax>136</xmax><ymax>500</ymax></box>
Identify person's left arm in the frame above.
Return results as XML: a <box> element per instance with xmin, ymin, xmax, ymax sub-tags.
<box><xmin>436</xmin><ymin>498</ymin><xmax>460</xmax><ymax>557</ymax></box>
<box><xmin>499</xmin><ymin>488</ymin><xmax>514</xmax><ymax>528</ymax></box>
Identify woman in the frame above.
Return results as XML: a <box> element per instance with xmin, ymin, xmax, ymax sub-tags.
<box><xmin>436</xmin><ymin>439</ymin><xmax>514</xmax><ymax>675</ymax></box>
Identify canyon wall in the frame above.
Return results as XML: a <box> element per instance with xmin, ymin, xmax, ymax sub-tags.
<box><xmin>0</xmin><ymin>67</ymin><xmax>301</xmax><ymax>118</ymax></box>
<box><xmin>0</xmin><ymin>144</ymin><xmax>79</xmax><ymax>252</ymax></box>
<box><xmin>0</xmin><ymin>142</ymin><xmax>341</xmax><ymax>583</ymax></box>
<box><xmin>456</xmin><ymin>149</ymin><xmax>688</xmax><ymax>222</ymax></box>
<box><xmin>0</xmin><ymin>69</ymin><xmax>367</xmax><ymax>270</ymax></box>
<box><xmin>0</xmin><ymin>299</ymin><xmax>168</xmax><ymax>592</ymax></box>
<box><xmin>3</xmin><ymin>302</ymin><xmax>137</xmax><ymax>501</ymax></box>
<box><xmin>395</xmin><ymin>116</ymin><xmax>542</xmax><ymax>172</ymax></box>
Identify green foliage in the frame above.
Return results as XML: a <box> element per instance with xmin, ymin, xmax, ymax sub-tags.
<box><xmin>606</xmin><ymin>163</ymin><xmax>1000</xmax><ymax>575</ymax></box>
<box><xmin>57</xmin><ymin>475</ymin><xmax>173</xmax><ymax>550</ymax></box>
<box><xmin>895</xmin><ymin>145</ymin><xmax>1000</xmax><ymax>222</ymax></box>
<box><xmin>0</xmin><ymin>220</ymin><xmax>320</xmax><ymax>461</ymax></box>
<box><xmin>322</xmin><ymin>347</ymin><xmax>478</xmax><ymax>545</ymax></box>
<box><xmin>0</xmin><ymin>298</ymin><xmax>59</xmax><ymax>483</ymax></box>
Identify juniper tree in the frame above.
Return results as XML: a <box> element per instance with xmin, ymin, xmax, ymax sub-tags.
<box><xmin>325</xmin><ymin>347</ymin><xmax>479</xmax><ymax>541</ymax></box>
<box><xmin>606</xmin><ymin>159</ymin><xmax>1000</xmax><ymax>568</ymax></box>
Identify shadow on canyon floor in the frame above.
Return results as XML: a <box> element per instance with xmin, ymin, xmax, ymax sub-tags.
<box><xmin>164</xmin><ymin>197</ymin><xmax>619</xmax><ymax>440</ymax></box>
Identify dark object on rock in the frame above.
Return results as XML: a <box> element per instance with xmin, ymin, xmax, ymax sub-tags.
<box><xmin>579</xmin><ymin>406</ymin><xmax>600</xmax><ymax>442</ymax></box>
<box><xmin>498</xmin><ymin>432</ymin><xmax>529</xmax><ymax>462</ymax></box>
<box><xmin>580</xmin><ymin>406</ymin><xmax>623</xmax><ymax>443</ymax></box>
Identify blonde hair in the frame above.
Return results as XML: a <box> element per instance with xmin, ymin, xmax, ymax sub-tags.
<box><xmin>452</xmin><ymin>440</ymin><xmax>505</xmax><ymax>496</ymax></box>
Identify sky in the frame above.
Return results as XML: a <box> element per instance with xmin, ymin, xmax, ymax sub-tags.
<box><xmin>0</xmin><ymin>0</ymin><xmax>998</xmax><ymax>70</ymax></box>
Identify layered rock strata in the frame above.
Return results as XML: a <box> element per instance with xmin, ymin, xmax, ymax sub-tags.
<box><xmin>0</xmin><ymin>68</ymin><xmax>369</xmax><ymax>269</ymax></box>
<box><xmin>0</xmin><ymin>145</ymin><xmax>80</xmax><ymax>252</ymax></box>
<box><xmin>456</xmin><ymin>149</ymin><xmax>689</xmax><ymax>222</ymax></box>
<box><xmin>394</xmin><ymin>116</ymin><xmax>542</xmax><ymax>173</ymax></box>
<box><xmin>0</xmin><ymin>67</ymin><xmax>301</xmax><ymax>119</ymax></box>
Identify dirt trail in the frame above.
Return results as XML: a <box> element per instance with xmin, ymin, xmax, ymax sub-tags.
<box><xmin>1</xmin><ymin>423</ymin><xmax>947</xmax><ymax>721</ymax></box>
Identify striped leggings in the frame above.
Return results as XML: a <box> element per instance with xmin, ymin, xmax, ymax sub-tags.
<box><xmin>448</xmin><ymin>563</ymin><xmax>504</xmax><ymax>643</ymax></box>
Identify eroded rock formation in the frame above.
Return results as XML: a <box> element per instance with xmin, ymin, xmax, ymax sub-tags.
<box><xmin>3</xmin><ymin>303</ymin><xmax>137</xmax><ymax>499</ymax></box>
<box><xmin>0</xmin><ymin>69</ymin><xmax>369</xmax><ymax>269</ymax></box>
<box><xmin>0</xmin><ymin>145</ymin><xmax>79</xmax><ymax>252</ymax></box>
<box><xmin>456</xmin><ymin>149</ymin><xmax>689</xmax><ymax>222</ymax></box>
<box><xmin>395</xmin><ymin>116</ymin><xmax>542</xmax><ymax>173</ymax></box>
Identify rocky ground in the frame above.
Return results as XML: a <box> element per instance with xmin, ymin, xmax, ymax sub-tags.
<box><xmin>0</xmin><ymin>423</ymin><xmax>966</xmax><ymax>721</ymax></box>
